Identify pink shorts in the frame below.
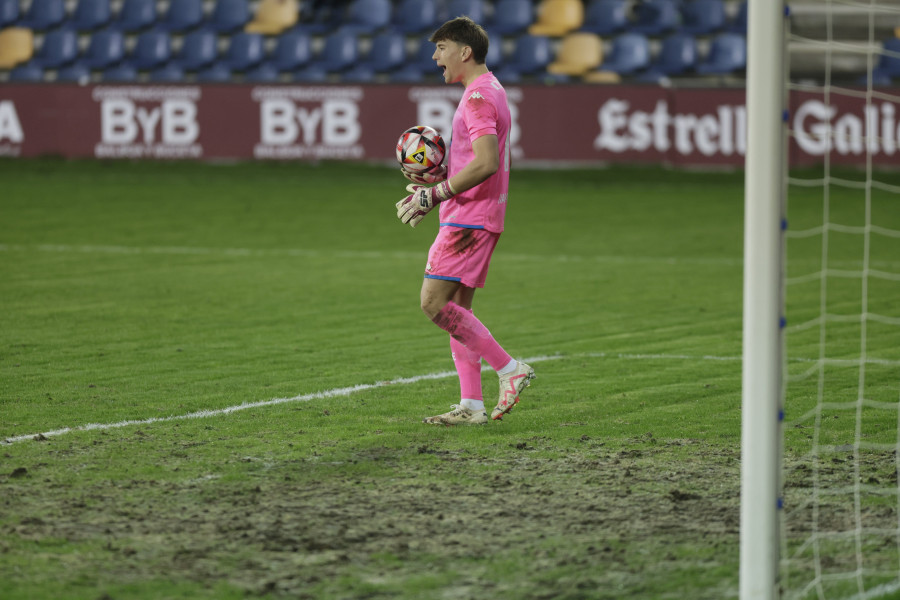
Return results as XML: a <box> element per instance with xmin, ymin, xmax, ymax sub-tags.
<box><xmin>424</xmin><ymin>226</ymin><xmax>501</xmax><ymax>289</ymax></box>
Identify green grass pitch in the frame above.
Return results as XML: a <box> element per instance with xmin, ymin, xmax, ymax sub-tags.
<box><xmin>0</xmin><ymin>159</ymin><xmax>898</xmax><ymax>599</ymax></box>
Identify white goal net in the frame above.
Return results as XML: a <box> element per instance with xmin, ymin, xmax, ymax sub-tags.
<box><xmin>778</xmin><ymin>1</ymin><xmax>900</xmax><ymax>599</ymax></box>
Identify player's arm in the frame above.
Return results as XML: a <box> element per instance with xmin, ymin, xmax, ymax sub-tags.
<box><xmin>396</xmin><ymin>134</ymin><xmax>499</xmax><ymax>227</ymax></box>
<box><xmin>446</xmin><ymin>133</ymin><xmax>499</xmax><ymax>197</ymax></box>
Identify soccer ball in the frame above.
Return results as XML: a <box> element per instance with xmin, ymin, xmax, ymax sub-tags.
<box><xmin>396</xmin><ymin>125</ymin><xmax>446</xmax><ymax>174</ymax></box>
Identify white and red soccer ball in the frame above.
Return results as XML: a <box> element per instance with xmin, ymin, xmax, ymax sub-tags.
<box><xmin>396</xmin><ymin>125</ymin><xmax>446</xmax><ymax>175</ymax></box>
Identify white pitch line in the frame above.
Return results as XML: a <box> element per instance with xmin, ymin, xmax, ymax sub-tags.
<box><xmin>3</xmin><ymin>350</ymin><xmax>897</xmax><ymax>445</ymax></box>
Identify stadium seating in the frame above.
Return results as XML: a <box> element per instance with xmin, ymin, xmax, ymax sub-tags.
<box><xmin>528</xmin><ymin>0</ymin><xmax>584</xmax><ymax>37</ymax></box>
<box><xmin>209</xmin><ymin>0</ymin><xmax>252</xmax><ymax>34</ymax></box>
<box><xmin>129</xmin><ymin>30</ymin><xmax>171</xmax><ymax>70</ymax></box>
<box><xmin>156</xmin><ymin>0</ymin><xmax>204</xmax><ymax>33</ymax></box>
<box><xmin>341</xmin><ymin>0</ymin><xmax>392</xmax><ymax>35</ymax></box>
<box><xmin>33</xmin><ymin>27</ymin><xmax>79</xmax><ymax>69</ymax></box>
<box><xmin>680</xmin><ymin>0</ymin><xmax>726</xmax><ymax>35</ymax></box>
<box><xmin>102</xmin><ymin>63</ymin><xmax>137</xmax><ymax>81</ymax></box>
<box><xmin>0</xmin><ymin>27</ymin><xmax>33</xmax><ymax>69</ymax></box>
<box><xmin>593</xmin><ymin>32</ymin><xmax>650</xmax><ymax>75</ymax></box>
<box><xmin>489</xmin><ymin>0</ymin><xmax>534</xmax><ymax>35</ymax></box>
<box><xmin>175</xmin><ymin>29</ymin><xmax>218</xmax><ymax>72</ymax></box>
<box><xmin>81</xmin><ymin>27</ymin><xmax>126</xmax><ymax>70</ymax></box>
<box><xmin>57</xmin><ymin>62</ymin><xmax>90</xmax><ymax>82</ymax></box>
<box><xmin>18</xmin><ymin>0</ymin><xmax>66</xmax><ymax>31</ymax></box>
<box><xmin>197</xmin><ymin>62</ymin><xmax>232</xmax><ymax>82</ymax></box>
<box><xmin>727</xmin><ymin>1</ymin><xmax>748</xmax><ymax>34</ymax></box>
<box><xmin>267</xmin><ymin>30</ymin><xmax>313</xmax><ymax>72</ymax></box>
<box><xmin>695</xmin><ymin>32</ymin><xmax>746</xmax><ymax>75</ymax></box>
<box><xmin>393</xmin><ymin>0</ymin><xmax>438</xmax><ymax>34</ymax></box>
<box><xmin>635</xmin><ymin>32</ymin><xmax>698</xmax><ymax>82</ymax></box>
<box><xmin>546</xmin><ymin>32</ymin><xmax>603</xmax><ymax>78</ymax></box>
<box><xmin>495</xmin><ymin>34</ymin><xmax>552</xmax><ymax>81</ymax></box>
<box><xmin>317</xmin><ymin>29</ymin><xmax>359</xmax><ymax>72</ymax></box>
<box><xmin>0</xmin><ymin>0</ymin><xmax>19</xmax><ymax>28</ymax></box>
<box><xmin>70</xmin><ymin>0</ymin><xmax>112</xmax><ymax>32</ymax></box>
<box><xmin>10</xmin><ymin>61</ymin><xmax>44</xmax><ymax>81</ymax></box>
<box><xmin>580</xmin><ymin>0</ymin><xmax>629</xmax><ymax>36</ymax></box>
<box><xmin>245</xmin><ymin>0</ymin><xmax>299</xmax><ymax>35</ymax></box>
<box><xmin>445</xmin><ymin>0</ymin><xmax>485</xmax><ymax>23</ymax></box>
<box><xmin>292</xmin><ymin>64</ymin><xmax>329</xmax><ymax>82</ymax></box>
<box><xmin>149</xmin><ymin>62</ymin><xmax>184</xmax><ymax>82</ymax></box>
<box><xmin>631</xmin><ymin>0</ymin><xmax>680</xmax><ymax>35</ymax></box>
<box><xmin>222</xmin><ymin>32</ymin><xmax>265</xmax><ymax>72</ymax></box>
<box><xmin>244</xmin><ymin>61</ymin><xmax>280</xmax><ymax>82</ymax></box>
<box><xmin>866</xmin><ymin>37</ymin><xmax>900</xmax><ymax>85</ymax></box>
<box><xmin>359</xmin><ymin>30</ymin><xmax>407</xmax><ymax>72</ymax></box>
<box><xmin>116</xmin><ymin>0</ymin><xmax>157</xmax><ymax>33</ymax></box>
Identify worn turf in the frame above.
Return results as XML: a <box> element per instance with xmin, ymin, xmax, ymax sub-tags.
<box><xmin>0</xmin><ymin>159</ymin><xmax>897</xmax><ymax>599</ymax></box>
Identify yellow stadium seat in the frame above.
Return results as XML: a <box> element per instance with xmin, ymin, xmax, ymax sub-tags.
<box><xmin>547</xmin><ymin>32</ymin><xmax>603</xmax><ymax>77</ymax></box>
<box><xmin>0</xmin><ymin>27</ymin><xmax>33</xmax><ymax>69</ymax></box>
<box><xmin>528</xmin><ymin>0</ymin><xmax>584</xmax><ymax>37</ymax></box>
<box><xmin>245</xmin><ymin>0</ymin><xmax>299</xmax><ymax>35</ymax></box>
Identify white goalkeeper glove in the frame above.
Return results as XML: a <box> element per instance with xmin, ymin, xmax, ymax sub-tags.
<box><xmin>401</xmin><ymin>164</ymin><xmax>447</xmax><ymax>185</ymax></box>
<box><xmin>395</xmin><ymin>180</ymin><xmax>455</xmax><ymax>227</ymax></box>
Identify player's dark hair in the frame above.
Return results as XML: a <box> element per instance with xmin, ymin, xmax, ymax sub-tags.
<box><xmin>429</xmin><ymin>16</ymin><xmax>489</xmax><ymax>64</ymax></box>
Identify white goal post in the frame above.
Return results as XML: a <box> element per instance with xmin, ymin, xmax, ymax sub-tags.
<box><xmin>741</xmin><ymin>1</ymin><xmax>788</xmax><ymax>599</ymax></box>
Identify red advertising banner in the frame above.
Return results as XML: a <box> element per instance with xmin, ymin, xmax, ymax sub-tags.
<box><xmin>0</xmin><ymin>83</ymin><xmax>898</xmax><ymax>167</ymax></box>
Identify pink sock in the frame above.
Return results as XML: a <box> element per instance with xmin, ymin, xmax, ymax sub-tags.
<box><xmin>432</xmin><ymin>302</ymin><xmax>513</xmax><ymax>372</ymax></box>
<box><xmin>451</xmin><ymin>334</ymin><xmax>483</xmax><ymax>401</ymax></box>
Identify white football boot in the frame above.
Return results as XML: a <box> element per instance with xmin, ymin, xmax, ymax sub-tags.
<box><xmin>423</xmin><ymin>404</ymin><xmax>489</xmax><ymax>426</ymax></box>
<box><xmin>491</xmin><ymin>362</ymin><xmax>536</xmax><ymax>421</ymax></box>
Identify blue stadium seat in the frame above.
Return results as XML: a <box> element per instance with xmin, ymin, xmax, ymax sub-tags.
<box><xmin>0</xmin><ymin>0</ymin><xmax>20</xmax><ymax>28</ymax></box>
<box><xmin>34</xmin><ymin>27</ymin><xmax>79</xmax><ymax>69</ymax></box>
<box><xmin>392</xmin><ymin>37</ymin><xmax>439</xmax><ymax>79</ymax></box>
<box><xmin>81</xmin><ymin>28</ymin><xmax>126</xmax><ymax>70</ymax></box>
<box><xmin>495</xmin><ymin>34</ymin><xmax>552</xmax><ymax>80</ymax></box>
<box><xmin>636</xmin><ymin>32</ymin><xmax>697</xmax><ymax>82</ymax></box>
<box><xmin>156</xmin><ymin>0</ymin><xmax>204</xmax><ymax>33</ymax></box>
<box><xmin>18</xmin><ymin>0</ymin><xmax>66</xmax><ymax>31</ymax></box>
<box><xmin>866</xmin><ymin>38</ymin><xmax>900</xmax><ymax>85</ymax></box>
<box><xmin>393</xmin><ymin>0</ymin><xmax>438</xmax><ymax>34</ymax></box>
<box><xmin>71</xmin><ymin>0</ymin><xmax>112</xmax><ymax>31</ymax></box>
<box><xmin>579</xmin><ymin>0</ymin><xmax>628</xmax><ymax>35</ymax></box>
<box><xmin>197</xmin><ymin>62</ymin><xmax>232</xmax><ymax>82</ymax></box>
<box><xmin>244</xmin><ymin>62</ymin><xmax>279</xmax><ymax>82</ymax></box>
<box><xmin>222</xmin><ymin>32</ymin><xmax>264</xmax><ymax>72</ymax></box>
<box><xmin>149</xmin><ymin>62</ymin><xmax>184</xmax><ymax>82</ymax></box>
<box><xmin>489</xmin><ymin>0</ymin><xmax>534</xmax><ymax>35</ymax></box>
<box><xmin>362</xmin><ymin>31</ymin><xmax>407</xmax><ymax>72</ymax></box>
<box><xmin>599</xmin><ymin>32</ymin><xmax>650</xmax><ymax>75</ymax></box>
<box><xmin>116</xmin><ymin>0</ymin><xmax>156</xmax><ymax>32</ymax></box>
<box><xmin>695</xmin><ymin>33</ymin><xmax>746</xmax><ymax>74</ymax></box>
<box><xmin>175</xmin><ymin>29</ymin><xmax>218</xmax><ymax>72</ymax></box>
<box><xmin>10</xmin><ymin>62</ymin><xmax>44</xmax><ymax>81</ymax></box>
<box><xmin>445</xmin><ymin>0</ymin><xmax>485</xmax><ymax>22</ymax></box>
<box><xmin>57</xmin><ymin>62</ymin><xmax>91</xmax><ymax>82</ymax></box>
<box><xmin>292</xmin><ymin>65</ymin><xmax>329</xmax><ymax>82</ymax></box>
<box><xmin>726</xmin><ymin>1</ymin><xmax>747</xmax><ymax>33</ymax></box>
<box><xmin>317</xmin><ymin>29</ymin><xmax>359</xmax><ymax>72</ymax></box>
<box><xmin>341</xmin><ymin>0</ymin><xmax>392</xmax><ymax>35</ymax></box>
<box><xmin>681</xmin><ymin>0</ymin><xmax>726</xmax><ymax>35</ymax></box>
<box><xmin>103</xmin><ymin>63</ymin><xmax>137</xmax><ymax>81</ymax></box>
<box><xmin>341</xmin><ymin>64</ymin><xmax>376</xmax><ymax>82</ymax></box>
<box><xmin>268</xmin><ymin>30</ymin><xmax>313</xmax><ymax>72</ymax></box>
<box><xmin>485</xmin><ymin>31</ymin><xmax>503</xmax><ymax>68</ymax></box>
<box><xmin>631</xmin><ymin>0</ymin><xmax>680</xmax><ymax>35</ymax></box>
<box><xmin>208</xmin><ymin>0</ymin><xmax>251</xmax><ymax>34</ymax></box>
<box><xmin>129</xmin><ymin>30</ymin><xmax>171</xmax><ymax>70</ymax></box>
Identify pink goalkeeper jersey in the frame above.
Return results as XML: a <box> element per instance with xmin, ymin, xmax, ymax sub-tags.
<box><xmin>439</xmin><ymin>71</ymin><xmax>511</xmax><ymax>233</ymax></box>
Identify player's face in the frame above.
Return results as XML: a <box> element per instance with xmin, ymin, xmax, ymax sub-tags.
<box><xmin>433</xmin><ymin>40</ymin><xmax>468</xmax><ymax>84</ymax></box>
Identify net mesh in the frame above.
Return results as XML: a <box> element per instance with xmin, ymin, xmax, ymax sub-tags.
<box><xmin>780</xmin><ymin>1</ymin><xmax>900</xmax><ymax>598</ymax></box>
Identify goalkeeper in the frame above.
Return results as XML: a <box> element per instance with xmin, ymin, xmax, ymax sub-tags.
<box><xmin>395</xmin><ymin>16</ymin><xmax>535</xmax><ymax>426</ymax></box>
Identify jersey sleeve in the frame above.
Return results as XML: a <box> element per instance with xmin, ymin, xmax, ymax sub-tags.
<box><xmin>463</xmin><ymin>88</ymin><xmax>499</xmax><ymax>141</ymax></box>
